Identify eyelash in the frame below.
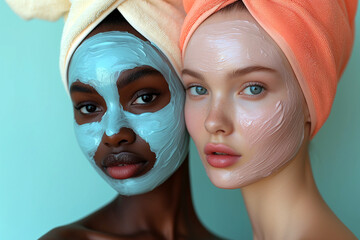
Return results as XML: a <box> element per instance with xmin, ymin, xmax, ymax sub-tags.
<box><xmin>240</xmin><ymin>82</ymin><xmax>266</xmax><ymax>97</ymax></box>
<box><xmin>74</xmin><ymin>102</ymin><xmax>102</xmax><ymax>115</ymax></box>
<box><xmin>186</xmin><ymin>82</ymin><xmax>265</xmax><ymax>95</ymax></box>
<box><xmin>132</xmin><ymin>90</ymin><xmax>160</xmax><ymax>105</ymax></box>
<box><xmin>186</xmin><ymin>84</ymin><xmax>208</xmax><ymax>96</ymax></box>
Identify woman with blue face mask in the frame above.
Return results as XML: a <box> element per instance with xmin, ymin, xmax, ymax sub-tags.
<box><xmin>4</xmin><ymin>0</ymin><xmax>221</xmax><ymax>238</ymax></box>
<box><xmin>41</xmin><ymin>9</ymin><xmax>222</xmax><ymax>240</ymax></box>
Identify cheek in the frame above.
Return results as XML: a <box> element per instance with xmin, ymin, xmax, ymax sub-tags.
<box><xmin>184</xmin><ymin>101</ymin><xmax>197</xmax><ymax>137</ymax></box>
<box><xmin>74</xmin><ymin>121</ymin><xmax>104</xmax><ymax>160</ymax></box>
<box><xmin>239</xmin><ymin>101</ymin><xmax>288</xmax><ymax>145</ymax></box>
<box><xmin>234</xmin><ymin>99</ymin><xmax>304</xmax><ymax>182</ymax></box>
<box><xmin>242</xmin><ymin>82</ymin><xmax>305</xmax><ymax>152</ymax></box>
<box><xmin>184</xmin><ymin>99</ymin><xmax>205</xmax><ymax>143</ymax></box>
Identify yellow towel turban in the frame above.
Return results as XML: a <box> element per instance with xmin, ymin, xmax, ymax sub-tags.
<box><xmin>6</xmin><ymin>0</ymin><xmax>185</xmax><ymax>90</ymax></box>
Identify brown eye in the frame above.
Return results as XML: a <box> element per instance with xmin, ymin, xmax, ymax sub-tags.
<box><xmin>76</xmin><ymin>104</ymin><xmax>101</xmax><ymax>114</ymax></box>
<box><xmin>133</xmin><ymin>94</ymin><xmax>158</xmax><ymax>105</ymax></box>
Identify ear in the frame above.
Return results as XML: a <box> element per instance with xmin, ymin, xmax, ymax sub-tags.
<box><xmin>302</xmin><ymin>102</ymin><xmax>312</xmax><ymax>139</ymax></box>
<box><xmin>302</xmin><ymin>100</ymin><xmax>311</xmax><ymax>123</ymax></box>
<box><xmin>305</xmin><ymin>109</ymin><xmax>311</xmax><ymax>123</ymax></box>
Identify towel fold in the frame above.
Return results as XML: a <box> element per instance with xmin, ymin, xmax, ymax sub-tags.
<box><xmin>5</xmin><ymin>0</ymin><xmax>71</xmax><ymax>21</ymax></box>
<box><xmin>118</xmin><ymin>0</ymin><xmax>185</xmax><ymax>77</ymax></box>
<box><xmin>180</xmin><ymin>0</ymin><xmax>357</xmax><ymax>137</ymax></box>
<box><xmin>6</xmin><ymin>0</ymin><xmax>185</xmax><ymax>90</ymax></box>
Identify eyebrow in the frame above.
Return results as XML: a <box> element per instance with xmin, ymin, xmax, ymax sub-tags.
<box><xmin>229</xmin><ymin>66</ymin><xmax>276</xmax><ymax>78</ymax></box>
<box><xmin>182</xmin><ymin>66</ymin><xmax>276</xmax><ymax>80</ymax></box>
<box><xmin>69</xmin><ymin>83</ymin><xmax>96</xmax><ymax>94</ymax></box>
<box><xmin>117</xmin><ymin>67</ymin><xmax>162</xmax><ymax>88</ymax></box>
<box><xmin>181</xmin><ymin>69</ymin><xmax>204</xmax><ymax>80</ymax></box>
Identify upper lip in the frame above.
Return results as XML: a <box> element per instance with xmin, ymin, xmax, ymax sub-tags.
<box><xmin>102</xmin><ymin>152</ymin><xmax>146</xmax><ymax>168</ymax></box>
<box><xmin>204</xmin><ymin>143</ymin><xmax>240</xmax><ymax>156</ymax></box>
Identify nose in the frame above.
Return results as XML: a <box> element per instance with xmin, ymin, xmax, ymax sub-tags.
<box><xmin>103</xmin><ymin>127</ymin><xmax>136</xmax><ymax>148</ymax></box>
<box><xmin>204</xmin><ymin>100</ymin><xmax>233</xmax><ymax>135</ymax></box>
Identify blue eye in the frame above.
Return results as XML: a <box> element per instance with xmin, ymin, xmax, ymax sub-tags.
<box><xmin>243</xmin><ymin>85</ymin><xmax>264</xmax><ymax>95</ymax></box>
<box><xmin>189</xmin><ymin>86</ymin><xmax>208</xmax><ymax>96</ymax></box>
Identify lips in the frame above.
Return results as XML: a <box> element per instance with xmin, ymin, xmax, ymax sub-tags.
<box><xmin>204</xmin><ymin>143</ymin><xmax>241</xmax><ymax>168</ymax></box>
<box><xmin>102</xmin><ymin>152</ymin><xmax>146</xmax><ymax>179</ymax></box>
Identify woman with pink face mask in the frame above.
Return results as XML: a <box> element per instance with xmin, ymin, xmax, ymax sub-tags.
<box><xmin>180</xmin><ymin>0</ymin><xmax>358</xmax><ymax>239</ymax></box>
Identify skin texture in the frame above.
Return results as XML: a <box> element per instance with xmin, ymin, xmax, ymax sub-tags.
<box><xmin>182</xmin><ymin>6</ymin><xmax>356</xmax><ymax>240</ymax></box>
<box><xmin>68</xmin><ymin>31</ymin><xmax>188</xmax><ymax>195</ymax></box>
<box><xmin>71</xmin><ymin>69</ymin><xmax>166</xmax><ymax>178</ymax></box>
<box><xmin>183</xmin><ymin>14</ymin><xmax>306</xmax><ymax>189</ymax></box>
<box><xmin>90</xmin><ymin>66</ymin><xmax>168</xmax><ymax>178</ymax></box>
<box><xmin>40</xmin><ymin>10</ymin><xmax>220</xmax><ymax>240</ymax></box>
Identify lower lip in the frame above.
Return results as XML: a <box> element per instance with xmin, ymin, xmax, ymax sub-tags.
<box><xmin>206</xmin><ymin>155</ymin><xmax>240</xmax><ymax>168</ymax></box>
<box><xmin>106</xmin><ymin>163</ymin><xmax>144</xmax><ymax>179</ymax></box>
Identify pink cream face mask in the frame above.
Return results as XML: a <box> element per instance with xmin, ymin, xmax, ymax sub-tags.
<box><xmin>183</xmin><ymin>12</ymin><xmax>306</xmax><ymax>188</ymax></box>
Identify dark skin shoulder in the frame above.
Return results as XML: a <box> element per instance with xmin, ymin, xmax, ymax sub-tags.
<box><xmin>40</xmin><ymin>161</ymin><xmax>223</xmax><ymax>240</ymax></box>
<box><xmin>40</xmin><ymin>226</ymin><xmax>161</xmax><ymax>240</ymax></box>
<box><xmin>40</xmin><ymin>217</ymin><xmax>162</xmax><ymax>240</ymax></box>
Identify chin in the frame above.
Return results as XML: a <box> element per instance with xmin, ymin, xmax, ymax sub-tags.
<box><xmin>205</xmin><ymin>166</ymin><xmax>266</xmax><ymax>189</ymax></box>
<box><xmin>206</xmin><ymin>167</ymin><xmax>242</xmax><ymax>189</ymax></box>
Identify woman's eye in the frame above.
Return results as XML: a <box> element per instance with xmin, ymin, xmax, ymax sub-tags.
<box><xmin>243</xmin><ymin>85</ymin><xmax>264</xmax><ymax>96</ymax></box>
<box><xmin>76</xmin><ymin>104</ymin><xmax>101</xmax><ymax>114</ymax></box>
<box><xmin>189</xmin><ymin>86</ymin><xmax>208</xmax><ymax>96</ymax></box>
<box><xmin>133</xmin><ymin>94</ymin><xmax>157</xmax><ymax>105</ymax></box>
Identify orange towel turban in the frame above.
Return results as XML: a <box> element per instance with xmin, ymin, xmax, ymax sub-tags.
<box><xmin>180</xmin><ymin>0</ymin><xmax>357</xmax><ymax>137</ymax></box>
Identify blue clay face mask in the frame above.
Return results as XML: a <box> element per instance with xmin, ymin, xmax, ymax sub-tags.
<box><xmin>68</xmin><ymin>31</ymin><xmax>188</xmax><ymax>196</ymax></box>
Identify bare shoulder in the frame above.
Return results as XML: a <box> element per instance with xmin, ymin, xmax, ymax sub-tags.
<box><xmin>39</xmin><ymin>198</ymin><xmax>121</xmax><ymax>240</ymax></box>
<box><xmin>39</xmin><ymin>223</ymin><xmax>116</xmax><ymax>240</ymax></box>
<box><xmin>39</xmin><ymin>223</ymin><xmax>162</xmax><ymax>240</ymax></box>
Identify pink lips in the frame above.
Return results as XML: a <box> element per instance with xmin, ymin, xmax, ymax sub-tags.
<box><xmin>204</xmin><ymin>143</ymin><xmax>241</xmax><ymax>168</ymax></box>
<box><xmin>107</xmin><ymin>163</ymin><xmax>144</xmax><ymax>179</ymax></box>
<box><xmin>102</xmin><ymin>152</ymin><xmax>146</xmax><ymax>180</ymax></box>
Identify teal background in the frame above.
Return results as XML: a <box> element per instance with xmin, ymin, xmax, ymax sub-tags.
<box><xmin>0</xmin><ymin>1</ymin><xmax>359</xmax><ymax>239</ymax></box>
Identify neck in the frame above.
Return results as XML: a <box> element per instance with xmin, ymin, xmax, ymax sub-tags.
<box><xmin>241</xmin><ymin>142</ymin><xmax>355</xmax><ymax>240</ymax></box>
<box><xmin>241</xmin><ymin>147</ymin><xmax>313</xmax><ymax>239</ymax></box>
<box><xmin>106</xmin><ymin>157</ymin><xmax>216</xmax><ymax>239</ymax></box>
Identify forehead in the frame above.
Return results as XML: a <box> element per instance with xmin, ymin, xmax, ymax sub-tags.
<box><xmin>184</xmin><ymin>9</ymin><xmax>288</xmax><ymax>71</ymax></box>
<box><xmin>68</xmin><ymin>32</ymin><xmax>168</xmax><ymax>88</ymax></box>
<box><xmin>66</xmin><ymin>11</ymin><xmax>147</xmax><ymax>86</ymax></box>
<box><xmin>71</xmin><ymin>33</ymin><xmax>146</xmax><ymax>73</ymax></box>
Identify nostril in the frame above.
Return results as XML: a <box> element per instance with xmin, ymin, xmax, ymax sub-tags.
<box><xmin>216</xmin><ymin>129</ymin><xmax>226</xmax><ymax>134</ymax></box>
<box><xmin>102</xmin><ymin>127</ymin><xmax>136</xmax><ymax>148</ymax></box>
<box><xmin>118</xmin><ymin>139</ymin><xmax>128</xmax><ymax>145</ymax></box>
<box><xmin>104</xmin><ymin>139</ymin><xmax>128</xmax><ymax>147</ymax></box>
